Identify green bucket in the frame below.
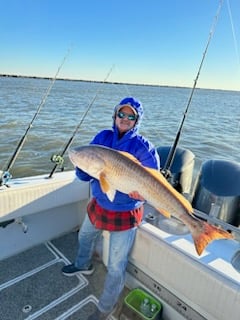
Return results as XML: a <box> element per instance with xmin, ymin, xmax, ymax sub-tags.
<box><xmin>124</xmin><ymin>288</ymin><xmax>162</xmax><ymax>320</ymax></box>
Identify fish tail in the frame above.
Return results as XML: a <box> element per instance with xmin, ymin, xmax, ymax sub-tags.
<box><xmin>193</xmin><ymin>221</ymin><xmax>234</xmax><ymax>256</ymax></box>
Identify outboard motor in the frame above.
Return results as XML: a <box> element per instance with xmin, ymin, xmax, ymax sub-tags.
<box><xmin>192</xmin><ymin>159</ymin><xmax>240</xmax><ymax>227</ymax></box>
<box><xmin>157</xmin><ymin>146</ymin><xmax>195</xmax><ymax>195</ymax></box>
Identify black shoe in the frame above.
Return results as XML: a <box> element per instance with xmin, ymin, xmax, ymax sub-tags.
<box><xmin>62</xmin><ymin>263</ymin><xmax>94</xmax><ymax>276</ymax></box>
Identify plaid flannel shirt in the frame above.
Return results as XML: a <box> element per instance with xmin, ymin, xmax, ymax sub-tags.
<box><xmin>87</xmin><ymin>197</ymin><xmax>144</xmax><ymax>231</ymax></box>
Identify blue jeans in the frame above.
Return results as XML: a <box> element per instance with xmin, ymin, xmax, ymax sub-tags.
<box><xmin>75</xmin><ymin>214</ymin><xmax>137</xmax><ymax>313</ymax></box>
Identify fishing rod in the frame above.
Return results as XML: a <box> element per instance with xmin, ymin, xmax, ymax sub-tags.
<box><xmin>0</xmin><ymin>49</ymin><xmax>71</xmax><ymax>187</ymax></box>
<box><xmin>161</xmin><ymin>0</ymin><xmax>224</xmax><ymax>178</ymax></box>
<box><xmin>48</xmin><ymin>65</ymin><xmax>115</xmax><ymax>178</ymax></box>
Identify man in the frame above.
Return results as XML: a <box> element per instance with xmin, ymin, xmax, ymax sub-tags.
<box><xmin>62</xmin><ymin>97</ymin><xmax>160</xmax><ymax>319</ymax></box>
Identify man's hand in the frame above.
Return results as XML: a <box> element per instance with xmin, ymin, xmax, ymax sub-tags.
<box><xmin>128</xmin><ymin>191</ymin><xmax>145</xmax><ymax>201</ymax></box>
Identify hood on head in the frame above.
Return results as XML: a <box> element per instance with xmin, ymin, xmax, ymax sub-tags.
<box><xmin>113</xmin><ymin>97</ymin><xmax>144</xmax><ymax>124</ymax></box>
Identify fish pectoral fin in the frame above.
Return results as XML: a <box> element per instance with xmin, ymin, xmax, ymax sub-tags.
<box><xmin>156</xmin><ymin>207</ymin><xmax>171</xmax><ymax>218</ymax></box>
<box><xmin>99</xmin><ymin>172</ymin><xmax>110</xmax><ymax>193</ymax></box>
<box><xmin>99</xmin><ymin>172</ymin><xmax>116</xmax><ymax>202</ymax></box>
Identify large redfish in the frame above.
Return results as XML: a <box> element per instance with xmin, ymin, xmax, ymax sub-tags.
<box><xmin>68</xmin><ymin>145</ymin><xmax>233</xmax><ymax>255</ymax></box>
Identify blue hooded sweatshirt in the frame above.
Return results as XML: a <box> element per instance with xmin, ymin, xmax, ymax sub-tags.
<box><xmin>76</xmin><ymin>97</ymin><xmax>160</xmax><ymax>211</ymax></box>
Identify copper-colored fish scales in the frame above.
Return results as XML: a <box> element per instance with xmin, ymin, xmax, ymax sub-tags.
<box><xmin>69</xmin><ymin>145</ymin><xmax>233</xmax><ymax>255</ymax></box>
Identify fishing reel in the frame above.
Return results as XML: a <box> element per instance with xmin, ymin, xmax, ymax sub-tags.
<box><xmin>0</xmin><ymin>171</ymin><xmax>12</xmax><ymax>187</ymax></box>
<box><xmin>50</xmin><ymin>154</ymin><xmax>65</xmax><ymax>171</ymax></box>
<box><xmin>160</xmin><ymin>169</ymin><xmax>182</xmax><ymax>193</ymax></box>
<box><xmin>160</xmin><ymin>168</ymin><xmax>172</xmax><ymax>180</ymax></box>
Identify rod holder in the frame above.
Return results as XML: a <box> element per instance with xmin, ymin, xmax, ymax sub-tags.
<box><xmin>15</xmin><ymin>217</ymin><xmax>28</xmax><ymax>233</ymax></box>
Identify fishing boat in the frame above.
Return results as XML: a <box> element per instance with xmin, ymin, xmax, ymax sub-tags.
<box><xmin>1</xmin><ymin>1</ymin><xmax>240</xmax><ymax>319</ymax></box>
<box><xmin>0</xmin><ymin>143</ymin><xmax>239</xmax><ymax>320</ymax></box>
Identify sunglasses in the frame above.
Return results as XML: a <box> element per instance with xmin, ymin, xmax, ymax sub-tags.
<box><xmin>117</xmin><ymin>111</ymin><xmax>137</xmax><ymax>121</ymax></box>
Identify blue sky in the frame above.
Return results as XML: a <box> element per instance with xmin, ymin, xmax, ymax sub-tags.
<box><xmin>1</xmin><ymin>0</ymin><xmax>240</xmax><ymax>90</ymax></box>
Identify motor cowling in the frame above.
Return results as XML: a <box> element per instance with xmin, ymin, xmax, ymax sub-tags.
<box><xmin>192</xmin><ymin>159</ymin><xmax>240</xmax><ymax>227</ymax></box>
<box><xmin>157</xmin><ymin>146</ymin><xmax>195</xmax><ymax>195</ymax></box>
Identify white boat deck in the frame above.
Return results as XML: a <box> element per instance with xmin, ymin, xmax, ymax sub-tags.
<box><xmin>0</xmin><ymin>171</ymin><xmax>239</xmax><ymax>320</ymax></box>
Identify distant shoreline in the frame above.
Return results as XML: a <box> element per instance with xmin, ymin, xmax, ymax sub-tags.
<box><xmin>0</xmin><ymin>73</ymin><xmax>192</xmax><ymax>90</ymax></box>
<box><xmin>1</xmin><ymin>74</ymin><xmax>237</xmax><ymax>92</ymax></box>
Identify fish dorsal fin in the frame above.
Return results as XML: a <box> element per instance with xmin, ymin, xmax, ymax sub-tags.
<box><xmin>99</xmin><ymin>172</ymin><xmax>116</xmax><ymax>202</ymax></box>
<box><xmin>118</xmin><ymin>151</ymin><xmax>141</xmax><ymax>165</ymax></box>
<box><xmin>144</xmin><ymin>167</ymin><xmax>193</xmax><ymax>214</ymax></box>
<box><xmin>118</xmin><ymin>150</ymin><xmax>192</xmax><ymax>214</ymax></box>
